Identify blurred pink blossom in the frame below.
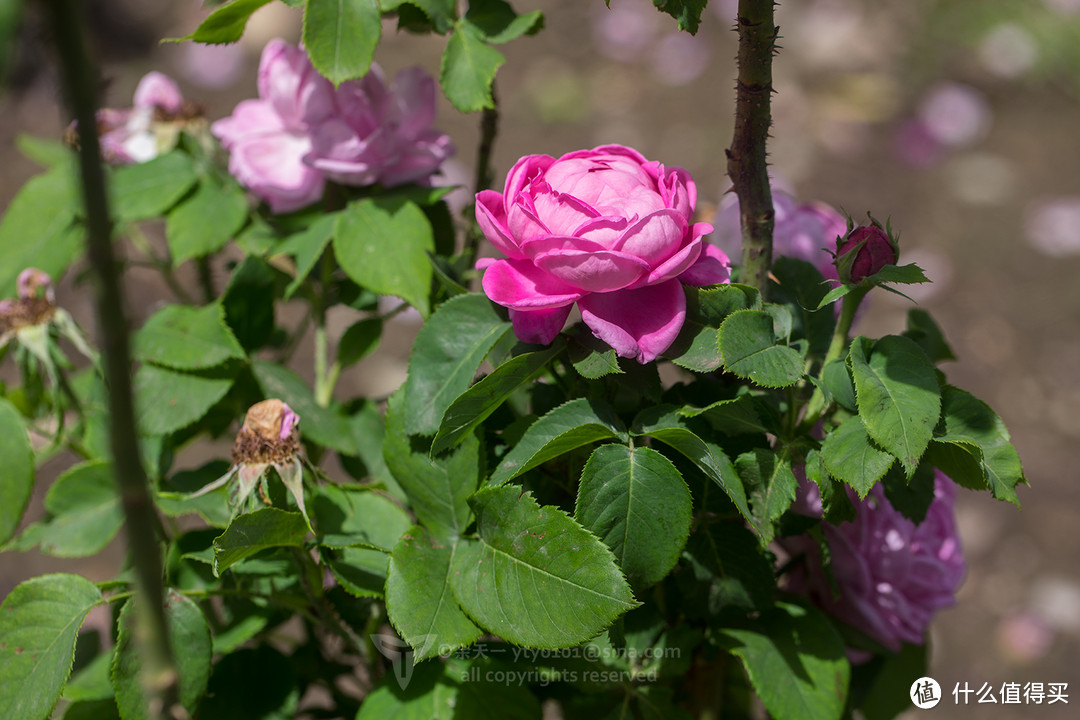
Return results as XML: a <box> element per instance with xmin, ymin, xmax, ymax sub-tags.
<box><xmin>918</xmin><ymin>83</ymin><xmax>991</xmax><ymax>149</ymax></box>
<box><xmin>651</xmin><ymin>31</ymin><xmax>712</xmax><ymax>86</ymax></box>
<box><xmin>784</xmin><ymin>471</ymin><xmax>966</xmax><ymax>655</ymax></box>
<box><xmin>476</xmin><ymin>145</ymin><xmax>726</xmax><ymax>362</ymax></box>
<box><xmin>179</xmin><ymin>41</ymin><xmax>245</xmax><ymax>89</ymax></box>
<box><xmin>1024</xmin><ymin>196</ymin><xmax>1080</xmax><ymax>256</ymax></box>
<box><xmin>711</xmin><ymin>185</ymin><xmax>845</xmax><ymax>278</ymax></box>
<box><xmin>591</xmin><ymin>0</ymin><xmax>659</xmax><ymax>63</ymax></box>
<box><xmin>97</xmin><ymin>72</ymin><xmax>186</xmax><ymax>164</ymax></box>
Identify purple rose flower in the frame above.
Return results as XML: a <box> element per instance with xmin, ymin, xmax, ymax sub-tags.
<box><xmin>476</xmin><ymin>145</ymin><xmax>729</xmax><ymax>363</ymax></box>
<box><xmin>212</xmin><ymin>39</ymin><xmax>336</xmax><ymax>214</ymax></box>
<box><xmin>711</xmin><ymin>185</ymin><xmax>845</xmax><ymax>279</ymax></box>
<box><xmin>213</xmin><ymin>39</ymin><xmax>454</xmax><ymax>214</ymax></box>
<box><xmin>306</xmin><ymin>65</ymin><xmax>454</xmax><ymax>188</ymax></box>
<box><xmin>784</xmin><ymin>471</ymin><xmax>966</xmax><ymax>654</ymax></box>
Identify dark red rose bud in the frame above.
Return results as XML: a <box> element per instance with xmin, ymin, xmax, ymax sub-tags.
<box><xmin>836</xmin><ymin>225</ymin><xmax>898</xmax><ymax>283</ymax></box>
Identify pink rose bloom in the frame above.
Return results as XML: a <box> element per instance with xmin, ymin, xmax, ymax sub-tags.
<box><xmin>712</xmin><ymin>186</ymin><xmax>845</xmax><ymax>279</ymax></box>
<box><xmin>306</xmin><ymin>65</ymin><xmax>454</xmax><ymax>187</ymax></box>
<box><xmin>98</xmin><ymin>72</ymin><xmax>185</xmax><ymax>164</ymax></box>
<box><xmin>212</xmin><ymin>39</ymin><xmax>336</xmax><ymax>214</ymax></box>
<box><xmin>476</xmin><ymin>145</ymin><xmax>729</xmax><ymax>363</ymax></box>
<box><xmin>784</xmin><ymin>471</ymin><xmax>966</xmax><ymax>654</ymax></box>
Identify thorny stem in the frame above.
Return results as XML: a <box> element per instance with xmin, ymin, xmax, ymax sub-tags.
<box><xmin>728</xmin><ymin>0</ymin><xmax>778</xmax><ymax>299</ymax></box>
<box><xmin>46</xmin><ymin>0</ymin><xmax>181</xmax><ymax>717</ymax></box>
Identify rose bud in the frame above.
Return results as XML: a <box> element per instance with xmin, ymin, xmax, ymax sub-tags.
<box><xmin>836</xmin><ymin>221</ymin><xmax>899</xmax><ymax>284</ymax></box>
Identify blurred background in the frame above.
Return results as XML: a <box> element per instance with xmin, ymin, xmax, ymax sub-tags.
<box><xmin>2</xmin><ymin>1</ymin><xmax>1078</xmax><ymax>717</ymax></box>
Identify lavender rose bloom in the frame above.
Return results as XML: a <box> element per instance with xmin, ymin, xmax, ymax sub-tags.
<box><xmin>212</xmin><ymin>39</ymin><xmax>336</xmax><ymax>214</ymax></box>
<box><xmin>712</xmin><ymin>186</ymin><xmax>845</xmax><ymax>278</ymax></box>
<box><xmin>306</xmin><ymin>65</ymin><xmax>454</xmax><ymax>188</ymax></box>
<box><xmin>476</xmin><ymin>145</ymin><xmax>729</xmax><ymax>363</ymax></box>
<box><xmin>784</xmin><ymin>471</ymin><xmax>966</xmax><ymax>654</ymax></box>
<box><xmin>95</xmin><ymin>72</ymin><xmax>185</xmax><ymax>165</ymax></box>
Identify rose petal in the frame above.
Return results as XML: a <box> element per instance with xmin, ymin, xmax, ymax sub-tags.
<box><xmin>476</xmin><ymin>190</ymin><xmax>524</xmax><ymax>258</ymax></box>
<box><xmin>481</xmin><ymin>258</ymin><xmax>585</xmax><ymax>309</ymax></box>
<box><xmin>212</xmin><ymin>99</ymin><xmax>285</xmax><ymax>150</ymax></box>
<box><xmin>678</xmin><ymin>242</ymin><xmax>731</xmax><ymax>286</ymax></box>
<box><xmin>530</xmin><ymin>185</ymin><xmax>600</xmax><ymax>236</ymax></box>
<box><xmin>229</xmin><ymin>132</ymin><xmax>325</xmax><ymax>213</ymax></box>
<box><xmin>578</xmin><ymin>279</ymin><xmax>686</xmax><ymax>362</ymax></box>
<box><xmin>533</xmin><ymin>248</ymin><xmax>649</xmax><ymax>293</ymax></box>
<box><xmin>509</xmin><ymin>306</ymin><xmax>573</xmax><ymax>345</ymax></box>
<box><xmin>614</xmin><ymin>208</ymin><xmax>689</xmax><ymax>267</ymax></box>
<box><xmin>504</xmin><ymin>154</ymin><xmax>555</xmax><ymax>207</ymax></box>
<box><xmin>133</xmin><ymin>72</ymin><xmax>183</xmax><ymax>113</ymax></box>
<box><xmin>507</xmin><ymin>194</ymin><xmax>551</xmax><ymax>243</ymax></box>
<box><xmin>387</xmin><ymin>67</ymin><xmax>437</xmax><ymax>138</ymax></box>
<box><xmin>574</xmin><ymin>216</ymin><xmax>630</xmax><ymax>246</ymax></box>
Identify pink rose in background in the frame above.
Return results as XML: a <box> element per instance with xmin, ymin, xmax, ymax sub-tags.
<box><xmin>212</xmin><ymin>39</ymin><xmax>336</xmax><ymax>214</ymax></box>
<box><xmin>476</xmin><ymin>145</ymin><xmax>729</xmax><ymax>363</ymax></box>
<box><xmin>213</xmin><ymin>40</ymin><xmax>454</xmax><ymax>214</ymax></box>
<box><xmin>96</xmin><ymin>72</ymin><xmax>186</xmax><ymax>164</ymax></box>
<box><xmin>711</xmin><ymin>185</ymin><xmax>845</xmax><ymax>279</ymax></box>
<box><xmin>784</xmin><ymin>471</ymin><xmax>966</xmax><ymax>655</ymax></box>
<box><xmin>307</xmin><ymin>65</ymin><xmax>454</xmax><ymax>187</ymax></box>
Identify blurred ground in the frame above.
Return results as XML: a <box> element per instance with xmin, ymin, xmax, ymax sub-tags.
<box><xmin>2</xmin><ymin>1</ymin><xmax>1079</xmax><ymax>718</ymax></box>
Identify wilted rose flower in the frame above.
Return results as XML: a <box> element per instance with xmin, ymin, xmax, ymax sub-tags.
<box><xmin>1</xmin><ymin>268</ymin><xmax>95</xmax><ymax>375</ymax></box>
<box><xmin>711</xmin><ymin>185</ymin><xmax>845</xmax><ymax>278</ymax></box>
<box><xmin>836</xmin><ymin>223</ymin><xmax>898</xmax><ymax>283</ymax></box>
<box><xmin>306</xmin><ymin>65</ymin><xmax>454</xmax><ymax>187</ymax></box>
<box><xmin>476</xmin><ymin>145</ymin><xmax>729</xmax><ymax>362</ymax></box>
<box><xmin>784</xmin><ymin>471</ymin><xmax>966</xmax><ymax>655</ymax></box>
<box><xmin>213</xmin><ymin>39</ymin><xmax>454</xmax><ymax>214</ymax></box>
<box><xmin>212</xmin><ymin>39</ymin><xmax>336</xmax><ymax>214</ymax></box>
<box><xmin>190</xmin><ymin>399</ymin><xmax>309</xmax><ymax>526</ymax></box>
<box><xmin>71</xmin><ymin>72</ymin><xmax>202</xmax><ymax>165</ymax></box>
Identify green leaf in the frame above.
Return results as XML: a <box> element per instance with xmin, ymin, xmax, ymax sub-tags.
<box><xmin>338</xmin><ymin>317</ymin><xmax>382</xmax><ymax>368</ymax></box>
<box><xmin>904</xmin><ymin>308</ymin><xmax>956</xmax><ymax>364</ymax></box>
<box><xmin>881</xmin><ymin>461</ymin><xmax>936</xmax><ymax>525</ymax></box>
<box><xmin>575</xmin><ymin>445</ymin><xmax>692</xmax><ymax>590</ymax></box>
<box><xmin>716</xmin><ymin>601</ymin><xmax>849</xmax><ymax>720</ymax></box>
<box><xmin>213</xmin><ymin>508</ymin><xmax>310</xmax><ymax>575</ymax></box>
<box><xmin>252</xmin><ymin>360</ymin><xmax>356</xmax><ymax>453</ymax></box>
<box><xmin>463</xmin><ymin>0</ymin><xmax>544</xmax><ymax>44</ymax></box>
<box><xmin>490</xmin><ymin>397</ymin><xmax>627</xmax><ymax>486</ymax></box>
<box><xmin>111</xmin><ymin>591</ymin><xmax>212</xmax><ymax>720</ymax></box>
<box><xmin>0</xmin><ymin>398</ymin><xmax>32</xmax><ymax>545</ymax></box>
<box><xmin>681</xmin><ymin>522</ymin><xmax>775</xmax><ymax>614</ymax></box>
<box><xmin>133</xmin><ymin>303</ymin><xmax>246</xmax><ymax>370</ymax></box>
<box><xmin>111</xmin><ymin>151</ymin><xmax>199</xmax><ymax>221</ymax></box>
<box><xmin>382</xmin><ymin>0</ymin><xmax>457</xmax><ymax>34</ymax></box>
<box><xmin>804</xmin><ymin>449</ymin><xmax>855</xmax><ymax>525</ymax></box>
<box><xmin>866</xmin><ymin>263</ymin><xmax>930</xmax><ymax>285</ymax></box>
<box><xmin>736</xmin><ymin>449</ymin><xmax>798</xmax><ymax>546</ymax></box>
<box><xmin>821</xmin><ymin>415</ymin><xmax>895</xmax><ymax>498</ymax></box>
<box><xmin>16</xmin><ymin>135</ymin><xmax>72</xmax><ymax>169</ymax></box>
<box><xmin>440</xmin><ymin>25</ymin><xmax>505</xmax><ymax>112</ymax></box>
<box><xmin>815</xmin><ymin>282</ymin><xmax>853</xmax><ymax>310</ymax></box>
<box><xmin>385</xmin><ymin>527</ymin><xmax>482</xmax><ymax>661</ymax></box>
<box><xmin>0</xmin><ymin>574</ymin><xmax>105</xmax><ymax>720</ymax></box>
<box><xmin>653</xmin><ymin>0</ymin><xmax>708</xmax><ymax>34</ymax></box>
<box><xmin>450</xmin><ymin>486</ymin><xmax>638</xmax><ymax>648</ymax></box>
<box><xmin>931</xmin><ymin>385</ymin><xmax>1025</xmax><ymax>505</ymax></box>
<box><xmin>314</xmin><ymin>485</ymin><xmax>411</xmax><ymax>598</ymax></box>
<box><xmin>402</xmin><ymin>293</ymin><xmax>511</xmax><ymax>436</ymax></box>
<box><xmin>631</xmin><ymin>406</ymin><xmax>753</xmax><ymax>530</ymax></box>
<box><xmin>719</xmin><ymin>309</ymin><xmax>805</xmax><ymax>388</ymax></box>
<box><xmin>431</xmin><ymin>342</ymin><xmax>563</xmax><ymax>454</ymax></box>
<box><xmin>848</xmin><ymin>335</ymin><xmax>940</xmax><ymax>475</ymax></box>
<box><xmin>681</xmin><ymin>396</ymin><xmax>768</xmax><ymax>436</ymax></box>
<box><xmin>334</xmin><ymin>197</ymin><xmax>434</xmax><ymax>316</ymax></box>
<box><xmin>279</xmin><ymin>213</ymin><xmax>337</xmax><ymax>300</ymax></box>
<box><xmin>668</xmin><ymin>284</ymin><xmax>760</xmax><ymax>372</ymax></box>
<box><xmin>179</xmin><ymin>0</ymin><xmax>274</xmax><ymax>44</ymax></box>
<box><xmin>303</xmin><ymin>0</ymin><xmax>381</xmax><ymax>85</ymax></box>
<box><xmin>157</xmin><ymin>461</ymin><xmax>234</xmax><ymax>527</ymax></box>
<box><xmin>221</xmin><ymin>255</ymin><xmax>278</xmax><ymax>353</ymax></box>
<box><xmin>133</xmin><ymin>364</ymin><xmax>236</xmax><ymax>436</ymax></box>
<box><xmin>27</xmin><ymin>461</ymin><xmax>122</xmax><ymax>558</ymax></box>
<box><xmin>384</xmin><ymin>392</ymin><xmax>480</xmax><ymax>539</ymax></box>
<box><xmin>566</xmin><ymin>325</ymin><xmax>622</xmax><ymax>379</ymax></box>
<box><xmin>858</xmin><ymin>643</ymin><xmax>928</xmax><ymax>720</ymax></box>
<box><xmin>165</xmin><ymin>176</ymin><xmax>248</xmax><ymax>266</ymax></box>
<box><xmin>0</xmin><ymin>168</ymin><xmax>79</xmax><ymax>297</ymax></box>
<box><xmin>820</xmin><ymin>359</ymin><xmax>857</xmax><ymax>412</ymax></box>
<box><xmin>770</xmin><ymin>257</ymin><xmax>837</xmax><ymax>357</ymax></box>
<box><xmin>199</xmin><ymin>647</ymin><xmax>299</xmax><ymax>719</ymax></box>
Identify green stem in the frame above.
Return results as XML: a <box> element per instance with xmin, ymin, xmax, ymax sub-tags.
<box><xmin>313</xmin><ymin>251</ymin><xmax>335</xmax><ymax>407</ymax></box>
<box><xmin>196</xmin><ymin>257</ymin><xmax>216</xmax><ymax>304</ymax></box>
<box><xmin>45</xmin><ymin>0</ymin><xmax>179</xmax><ymax>717</ymax></box>
<box><xmin>798</xmin><ymin>286</ymin><xmax>868</xmax><ymax>432</ymax></box>
<box><xmin>728</xmin><ymin>0</ymin><xmax>778</xmax><ymax>298</ymax></box>
<box><xmin>464</xmin><ymin>83</ymin><xmax>500</xmax><ymax>266</ymax></box>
